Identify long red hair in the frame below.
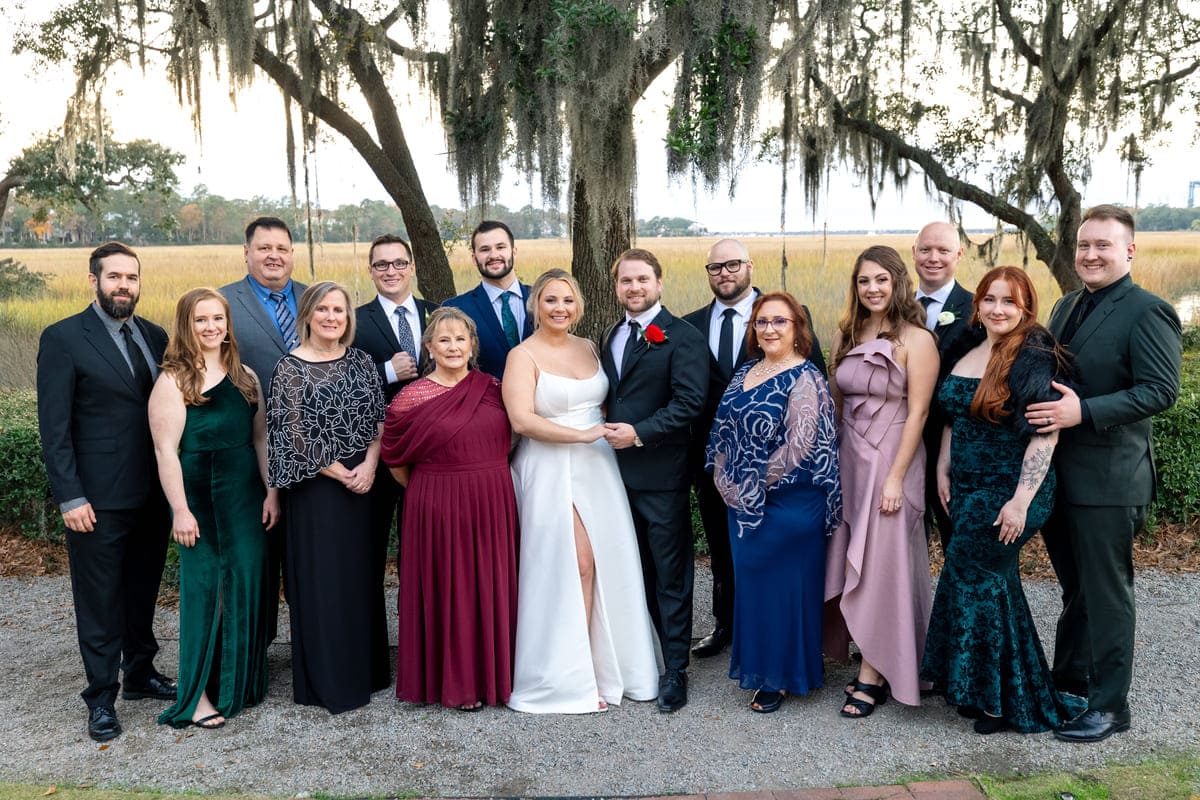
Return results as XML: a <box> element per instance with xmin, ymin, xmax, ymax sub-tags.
<box><xmin>970</xmin><ymin>266</ymin><xmax>1042</xmax><ymax>422</ymax></box>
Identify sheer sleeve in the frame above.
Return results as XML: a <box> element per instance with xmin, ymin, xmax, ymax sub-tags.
<box><xmin>707</xmin><ymin>361</ymin><xmax>842</xmax><ymax>537</ymax></box>
<box><xmin>266</xmin><ymin>356</ymin><xmax>309</xmax><ymax>488</ymax></box>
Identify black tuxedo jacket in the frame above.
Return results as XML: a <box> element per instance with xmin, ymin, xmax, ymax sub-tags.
<box><xmin>36</xmin><ymin>307</ymin><xmax>169</xmax><ymax>510</ymax></box>
<box><xmin>220</xmin><ymin>277</ymin><xmax>309</xmax><ymax>387</ymax></box>
<box><xmin>443</xmin><ymin>282</ymin><xmax>533</xmax><ymax>379</ymax></box>
<box><xmin>601</xmin><ymin>308</ymin><xmax>708</xmax><ymax>491</ymax></box>
<box><xmin>682</xmin><ymin>294</ymin><xmax>827</xmax><ymax>439</ymax></box>
<box><xmin>353</xmin><ymin>295</ymin><xmax>440</xmax><ymax>402</ymax></box>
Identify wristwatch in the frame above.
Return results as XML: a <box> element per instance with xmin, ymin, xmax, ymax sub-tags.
<box><xmin>633</xmin><ymin>435</ymin><xmax>644</xmax><ymax>447</ymax></box>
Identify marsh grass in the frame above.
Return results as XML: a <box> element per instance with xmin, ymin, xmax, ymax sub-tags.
<box><xmin>3</xmin><ymin>232</ymin><xmax>1198</xmax><ymax>388</ymax></box>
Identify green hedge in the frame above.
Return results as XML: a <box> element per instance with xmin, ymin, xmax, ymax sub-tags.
<box><xmin>0</xmin><ymin>389</ymin><xmax>58</xmax><ymax>539</ymax></box>
<box><xmin>4</xmin><ymin>345</ymin><xmax>1200</xmax><ymax>544</ymax></box>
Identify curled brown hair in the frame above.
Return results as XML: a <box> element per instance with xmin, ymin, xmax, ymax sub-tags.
<box><xmin>746</xmin><ymin>291</ymin><xmax>813</xmax><ymax>360</ymax></box>
<box><xmin>161</xmin><ymin>287</ymin><xmax>258</xmax><ymax>406</ymax></box>
<box><xmin>969</xmin><ymin>266</ymin><xmax>1066</xmax><ymax>423</ymax></box>
<box><xmin>831</xmin><ymin>245</ymin><xmax>927</xmax><ymax>370</ymax></box>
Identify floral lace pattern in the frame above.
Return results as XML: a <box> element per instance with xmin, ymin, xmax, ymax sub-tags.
<box><xmin>266</xmin><ymin>348</ymin><xmax>384</xmax><ymax>488</ymax></box>
<box><xmin>706</xmin><ymin>360</ymin><xmax>842</xmax><ymax>537</ymax></box>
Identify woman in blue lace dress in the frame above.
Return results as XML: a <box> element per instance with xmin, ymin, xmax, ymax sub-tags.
<box><xmin>920</xmin><ymin>266</ymin><xmax>1085</xmax><ymax>734</ymax></box>
<box><xmin>707</xmin><ymin>292</ymin><xmax>841</xmax><ymax>714</ymax></box>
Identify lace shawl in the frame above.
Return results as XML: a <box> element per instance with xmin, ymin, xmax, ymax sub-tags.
<box><xmin>706</xmin><ymin>360</ymin><xmax>842</xmax><ymax>537</ymax></box>
<box><xmin>266</xmin><ymin>348</ymin><xmax>384</xmax><ymax>488</ymax></box>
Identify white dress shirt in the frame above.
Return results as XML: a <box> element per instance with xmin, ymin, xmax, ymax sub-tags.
<box><xmin>916</xmin><ymin>281</ymin><xmax>954</xmax><ymax>331</ymax></box>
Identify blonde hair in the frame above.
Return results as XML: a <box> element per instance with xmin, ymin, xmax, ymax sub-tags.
<box><xmin>297</xmin><ymin>281</ymin><xmax>356</xmax><ymax>346</ymax></box>
<box><xmin>527</xmin><ymin>268</ymin><xmax>586</xmax><ymax>331</ymax></box>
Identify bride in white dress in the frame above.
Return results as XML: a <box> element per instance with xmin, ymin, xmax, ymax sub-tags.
<box><xmin>502</xmin><ymin>269</ymin><xmax>661</xmax><ymax>713</ymax></box>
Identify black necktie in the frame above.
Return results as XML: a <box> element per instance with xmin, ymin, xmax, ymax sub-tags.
<box><xmin>621</xmin><ymin>320</ymin><xmax>640</xmax><ymax>376</ymax></box>
<box><xmin>919</xmin><ymin>296</ymin><xmax>935</xmax><ymax>309</ymax></box>
<box><xmin>718</xmin><ymin>307</ymin><xmax>736</xmax><ymax>379</ymax></box>
<box><xmin>120</xmin><ymin>322</ymin><xmax>154</xmax><ymax>397</ymax></box>
<box><xmin>1062</xmin><ymin>294</ymin><xmax>1095</xmax><ymax>345</ymax></box>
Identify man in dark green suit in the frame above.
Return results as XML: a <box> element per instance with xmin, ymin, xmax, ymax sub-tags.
<box><xmin>1026</xmin><ymin>204</ymin><xmax>1182</xmax><ymax>743</ymax></box>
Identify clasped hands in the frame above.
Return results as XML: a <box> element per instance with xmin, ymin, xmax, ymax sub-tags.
<box><xmin>602</xmin><ymin>422</ymin><xmax>638</xmax><ymax>449</ymax></box>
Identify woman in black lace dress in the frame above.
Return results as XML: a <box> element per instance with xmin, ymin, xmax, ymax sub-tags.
<box><xmin>267</xmin><ymin>281</ymin><xmax>385</xmax><ymax>713</ymax></box>
<box><xmin>920</xmin><ymin>266</ymin><xmax>1084</xmax><ymax>734</ymax></box>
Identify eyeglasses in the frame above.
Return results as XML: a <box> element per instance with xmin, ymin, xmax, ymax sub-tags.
<box><xmin>753</xmin><ymin>316</ymin><xmax>795</xmax><ymax>331</ymax></box>
<box><xmin>370</xmin><ymin>259</ymin><xmax>412</xmax><ymax>273</ymax></box>
<box><xmin>705</xmin><ymin>259</ymin><xmax>747</xmax><ymax>275</ymax></box>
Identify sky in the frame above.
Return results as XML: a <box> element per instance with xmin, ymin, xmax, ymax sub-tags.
<box><xmin>1</xmin><ymin>8</ymin><xmax>1196</xmax><ymax>234</ymax></box>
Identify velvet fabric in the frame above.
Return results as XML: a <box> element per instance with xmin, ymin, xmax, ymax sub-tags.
<box><xmin>160</xmin><ymin>377</ymin><xmax>269</xmax><ymax>727</ymax></box>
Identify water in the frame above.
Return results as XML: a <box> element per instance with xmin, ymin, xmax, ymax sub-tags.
<box><xmin>1177</xmin><ymin>292</ymin><xmax>1200</xmax><ymax>326</ymax></box>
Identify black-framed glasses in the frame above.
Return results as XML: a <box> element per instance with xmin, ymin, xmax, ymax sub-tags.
<box><xmin>753</xmin><ymin>316</ymin><xmax>795</xmax><ymax>331</ymax></box>
<box><xmin>370</xmin><ymin>259</ymin><xmax>412</xmax><ymax>272</ymax></box>
<box><xmin>705</xmin><ymin>259</ymin><xmax>747</xmax><ymax>275</ymax></box>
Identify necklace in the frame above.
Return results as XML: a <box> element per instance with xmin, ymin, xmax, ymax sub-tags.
<box><xmin>751</xmin><ymin>358</ymin><xmax>797</xmax><ymax>378</ymax></box>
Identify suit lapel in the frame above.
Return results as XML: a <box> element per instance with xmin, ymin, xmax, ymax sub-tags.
<box><xmin>600</xmin><ymin>321</ymin><xmax>620</xmax><ymax>387</ymax></box>
<box><xmin>366</xmin><ymin>299</ymin><xmax>402</xmax><ymax>351</ymax></box>
<box><xmin>1049</xmin><ymin>291</ymin><xmax>1082</xmax><ymax>339</ymax></box>
<box><xmin>622</xmin><ymin>309</ymin><xmax>670</xmax><ymax>379</ymax></box>
<box><xmin>80</xmin><ymin>307</ymin><xmax>139</xmax><ymax>394</ymax></box>
<box><xmin>1069</xmin><ymin>285</ymin><xmax>1125</xmax><ymax>352</ymax></box>
<box><xmin>470</xmin><ymin>284</ymin><xmax>507</xmax><ymax>345</ymax></box>
<box><xmin>232</xmin><ymin>282</ymin><xmax>287</xmax><ymax>350</ymax></box>
<box><xmin>519</xmin><ymin>283</ymin><xmax>534</xmax><ymax>338</ymax></box>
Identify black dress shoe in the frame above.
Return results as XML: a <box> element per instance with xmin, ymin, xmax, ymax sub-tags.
<box><xmin>691</xmin><ymin>627</ymin><xmax>731</xmax><ymax>658</ymax></box>
<box><xmin>122</xmin><ymin>672</ymin><xmax>177</xmax><ymax>701</ymax></box>
<box><xmin>1054</xmin><ymin>707</ymin><xmax>1131</xmax><ymax>743</ymax></box>
<box><xmin>88</xmin><ymin>706</ymin><xmax>122</xmax><ymax>742</ymax></box>
<box><xmin>657</xmin><ymin>668</ymin><xmax>688</xmax><ymax>713</ymax></box>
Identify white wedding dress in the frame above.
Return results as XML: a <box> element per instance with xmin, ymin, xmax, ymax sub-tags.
<box><xmin>507</xmin><ymin>363</ymin><xmax>661</xmax><ymax>713</ymax></box>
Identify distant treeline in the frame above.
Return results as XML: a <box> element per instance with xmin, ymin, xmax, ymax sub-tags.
<box><xmin>0</xmin><ymin>188</ymin><xmax>714</xmax><ymax>246</ymax></box>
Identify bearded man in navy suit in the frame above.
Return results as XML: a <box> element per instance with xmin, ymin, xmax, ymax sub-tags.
<box><xmin>443</xmin><ymin>220</ymin><xmax>532</xmax><ymax>379</ymax></box>
<box><xmin>37</xmin><ymin>242</ymin><xmax>175</xmax><ymax>742</ymax></box>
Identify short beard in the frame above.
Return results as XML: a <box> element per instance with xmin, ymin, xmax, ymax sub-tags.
<box><xmin>97</xmin><ymin>287</ymin><xmax>137</xmax><ymax>320</ymax></box>
<box><xmin>713</xmin><ymin>275</ymin><xmax>751</xmax><ymax>303</ymax></box>
<box><xmin>475</xmin><ymin>254</ymin><xmax>515</xmax><ymax>281</ymax></box>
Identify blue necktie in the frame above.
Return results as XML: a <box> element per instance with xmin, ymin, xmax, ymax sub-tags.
<box><xmin>270</xmin><ymin>291</ymin><xmax>298</xmax><ymax>349</ymax></box>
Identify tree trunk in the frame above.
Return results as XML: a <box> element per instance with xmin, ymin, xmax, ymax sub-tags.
<box><xmin>0</xmin><ymin>173</ymin><xmax>26</xmax><ymax>236</ymax></box>
<box><xmin>570</xmin><ymin>170</ymin><xmax>627</xmax><ymax>342</ymax></box>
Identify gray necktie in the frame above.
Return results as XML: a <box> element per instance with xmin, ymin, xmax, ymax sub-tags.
<box><xmin>394</xmin><ymin>307</ymin><xmax>416</xmax><ymax>361</ymax></box>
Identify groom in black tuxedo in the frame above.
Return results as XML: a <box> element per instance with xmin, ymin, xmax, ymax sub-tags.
<box><xmin>37</xmin><ymin>241</ymin><xmax>175</xmax><ymax>742</ymax></box>
<box><xmin>601</xmin><ymin>248</ymin><xmax>708</xmax><ymax>712</ymax></box>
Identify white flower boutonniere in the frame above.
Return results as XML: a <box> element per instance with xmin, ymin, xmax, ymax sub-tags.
<box><xmin>937</xmin><ymin>310</ymin><xmax>958</xmax><ymax>327</ymax></box>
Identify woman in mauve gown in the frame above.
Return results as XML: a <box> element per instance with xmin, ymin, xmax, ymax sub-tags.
<box><xmin>824</xmin><ymin>245</ymin><xmax>939</xmax><ymax>718</ymax></box>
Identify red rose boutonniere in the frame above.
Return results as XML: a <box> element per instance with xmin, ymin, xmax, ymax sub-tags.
<box><xmin>641</xmin><ymin>323</ymin><xmax>668</xmax><ymax>348</ymax></box>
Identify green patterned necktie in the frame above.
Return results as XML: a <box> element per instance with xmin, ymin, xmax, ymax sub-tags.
<box><xmin>500</xmin><ymin>291</ymin><xmax>520</xmax><ymax>347</ymax></box>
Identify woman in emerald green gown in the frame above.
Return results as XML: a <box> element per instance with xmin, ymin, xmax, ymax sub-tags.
<box><xmin>150</xmin><ymin>287</ymin><xmax>279</xmax><ymax>729</ymax></box>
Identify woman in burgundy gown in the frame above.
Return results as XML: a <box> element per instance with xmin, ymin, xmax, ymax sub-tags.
<box><xmin>381</xmin><ymin>307</ymin><xmax>519</xmax><ymax>710</ymax></box>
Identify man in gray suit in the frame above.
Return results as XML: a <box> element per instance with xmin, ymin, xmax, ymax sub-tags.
<box><xmin>220</xmin><ymin>216</ymin><xmax>308</xmax><ymax>640</ymax></box>
<box><xmin>1027</xmin><ymin>204</ymin><xmax>1181</xmax><ymax>742</ymax></box>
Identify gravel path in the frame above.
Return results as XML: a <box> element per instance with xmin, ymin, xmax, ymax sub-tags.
<box><xmin>0</xmin><ymin>568</ymin><xmax>1197</xmax><ymax>798</ymax></box>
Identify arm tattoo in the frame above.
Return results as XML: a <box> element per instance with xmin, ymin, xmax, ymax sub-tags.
<box><xmin>1019</xmin><ymin>442</ymin><xmax>1054</xmax><ymax>491</ymax></box>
